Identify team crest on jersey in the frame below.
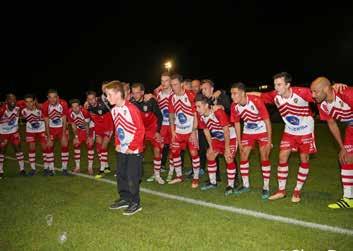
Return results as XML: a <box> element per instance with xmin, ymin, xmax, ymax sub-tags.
<box><xmin>251</xmin><ymin>105</ymin><xmax>255</xmax><ymax>110</ymax></box>
<box><xmin>143</xmin><ymin>105</ymin><xmax>148</xmax><ymax>112</ymax></box>
<box><xmin>98</xmin><ymin>109</ymin><xmax>102</xmax><ymax>115</ymax></box>
<box><xmin>123</xmin><ymin>110</ymin><xmax>127</xmax><ymax>116</ymax></box>
<box><xmin>185</xmin><ymin>97</ymin><xmax>188</xmax><ymax>102</ymax></box>
<box><xmin>117</xmin><ymin>127</ymin><xmax>125</xmax><ymax>140</ymax></box>
<box><xmin>339</xmin><ymin>100</ymin><xmax>344</xmax><ymax>107</ymax></box>
<box><xmin>294</xmin><ymin>98</ymin><xmax>298</xmax><ymax>103</ymax></box>
<box><xmin>275</xmin><ymin>98</ymin><xmax>280</xmax><ymax>106</ymax></box>
<box><xmin>177</xmin><ymin>113</ymin><xmax>187</xmax><ymax>124</ymax></box>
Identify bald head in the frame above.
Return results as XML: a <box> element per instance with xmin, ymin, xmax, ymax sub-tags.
<box><xmin>311</xmin><ymin>76</ymin><xmax>332</xmax><ymax>103</ymax></box>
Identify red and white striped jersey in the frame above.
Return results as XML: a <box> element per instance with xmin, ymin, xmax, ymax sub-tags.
<box><xmin>261</xmin><ymin>87</ymin><xmax>314</xmax><ymax>136</ymax></box>
<box><xmin>42</xmin><ymin>99</ymin><xmax>68</xmax><ymax>128</ymax></box>
<box><xmin>168</xmin><ymin>90</ymin><xmax>196</xmax><ymax>134</ymax></box>
<box><xmin>318</xmin><ymin>87</ymin><xmax>353</xmax><ymax>125</ymax></box>
<box><xmin>68</xmin><ymin>108</ymin><xmax>94</xmax><ymax>130</ymax></box>
<box><xmin>111</xmin><ymin>101</ymin><xmax>145</xmax><ymax>154</ymax></box>
<box><xmin>21</xmin><ymin>107</ymin><xmax>45</xmax><ymax>133</ymax></box>
<box><xmin>230</xmin><ymin>95</ymin><xmax>269</xmax><ymax>134</ymax></box>
<box><xmin>155</xmin><ymin>88</ymin><xmax>173</xmax><ymax>126</ymax></box>
<box><xmin>199</xmin><ymin>109</ymin><xmax>236</xmax><ymax>141</ymax></box>
<box><xmin>0</xmin><ymin>104</ymin><xmax>21</xmax><ymax>134</ymax></box>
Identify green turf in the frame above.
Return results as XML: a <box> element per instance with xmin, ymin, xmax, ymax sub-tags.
<box><xmin>0</xmin><ymin>124</ymin><xmax>353</xmax><ymax>250</ymax></box>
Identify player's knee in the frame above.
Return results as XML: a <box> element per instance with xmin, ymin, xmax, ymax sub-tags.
<box><xmin>190</xmin><ymin>150</ymin><xmax>198</xmax><ymax>157</ymax></box>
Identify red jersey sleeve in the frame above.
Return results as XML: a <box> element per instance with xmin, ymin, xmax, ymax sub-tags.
<box><xmin>339</xmin><ymin>87</ymin><xmax>353</xmax><ymax>108</ymax></box>
<box><xmin>16</xmin><ymin>100</ymin><xmax>26</xmax><ymax>110</ymax></box>
<box><xmin>230</xmin><ymin>103</ymin><xmax>240</xmax><ymax>123</ymax></box>
<box><xmin>214</xmin><ymin>109</ymin><xmax>230</xmax><ymax>127</ymax></box>
<box><xmin>260</xmin><ymin>90</ymin><xmax>277</xmax><ymax>104</ymax></box>
<box><xmin>185</xmin><ymin>90</ymin><xmax>196</xmax><ymax>112</ymax></box>
<box><xmin>127</xmin><ymin>103</ymin><xmax>145</xmax><ymax>151</ymax></box>
<box><xmin>198</xmin><ymin>114</ymin><xmax>206</xmax><ymax>129</ymax></box>
<box><xmin>82</xmin><ymin>108</ymin><xmax>91</xmax><ymax>119</ymax></box>
<box><xmin>250</xmin><ymin>95</ymin><xmax>269</xmax><ymax>120</ymax></box>
<box><xmin>60</xmin><ymin>99</ymin><xmax>69</xmax><ymax>117</ymax></box>
<box><xmin>0</xmin><ymin>104</ymin><xmax>5</xmax><ymax>117</ymax></box>
<box><xmin>67</xmin><ymin>109</ymin><xmax>74</xmax><ymax>123</ymax></box>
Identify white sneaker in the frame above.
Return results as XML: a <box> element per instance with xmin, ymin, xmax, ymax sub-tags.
<box><xmin>155</xmin><ymin>176</ymin><xmax>165</xmax><ymax>185</ymax></box>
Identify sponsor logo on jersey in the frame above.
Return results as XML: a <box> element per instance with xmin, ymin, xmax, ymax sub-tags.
<box><xmin>177</xmin><ymin>113</ymin><xmax>187</xmax><ymax>124</ymax></box>
<box><xmin>246</xmin><ymin>122</ymin><xmax>258</xmax><ymax>129</ymax></box>
<box><xmin>8</xmin><ymin>119</ymin><xmax>16</xmax><ymax>126</ymax></box>
<box><xmin>52</xmin><ymin>118</ymin><xmax>61</xmax><ymax>125</ymax></box>
<box><xmin>285</xmin><ymin>116</ymin><xmax>300</xmax><ymax>126</ymax></box>
<box><xmin>211</xmin><ymin>131</ymin><xmax>224</xmax><ymax>140</ymax></box>
<box><xmin>31</xmin><ymin>122</ymin><xmax>40</xmax><ymax>129</ymax></box>
<box><xmin>162</xmin><ymin>109</ymin><xmax>169</xmax><ymax>118</ymax></box>
<box><xmin>117</xmin><ymin>127</ymin><xmax>125</xmax><ymax>140</ymax></box>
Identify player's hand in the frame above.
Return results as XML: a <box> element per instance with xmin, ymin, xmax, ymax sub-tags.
<box><xmin>224</xmin><ymin>147</ymin><xmax>232</xmax><ymax>162</ymax></box>
<box><xmin>126</xmin><ymin>148</ymin><xmax>133</xmax><ymax>154</ymax></box>
<box><xmin>212</xmin><ymin>90</ymin><xmax>222</xmax><ymax>99</ymax></box>
<box><xmin>339</xmin><ymin>147</ymin><xmax>349</xmax><ymax>164</ymax></box>
<box><xmin>332</xmin><ymin>83</ymin><xmax>348</xmax><ymax>94</ymax></box>
<box><xmin>190</xmin><ymin>130</ymin><xmax>198</xmax><ymax>146</ymax></box>
<box><xmin>115</xmin><ymin>145</ymin><xmax>121</xmax><ymax>152</ymax></box>
<box><xmin>154</xmin><ymin>132</ymin><xmax>162</xmax><ymax>143</ymax></box>
<box><xmin>144</xmin><ymin>94</ymin><xmax>154</xmax><ymax>101</ymax></box>
<box><xmin>83</xmin><ymin>101</ymin><xmax>89</xmax><ymax>109</ymax></box>
<box><xmin>207</xmin><ymin>147</ymin><xmax>216</xmax><ymax>160</ymax></box>
<box><xmin>46</xmin><ymin>138</ymin><xmax>53</xmax><ymax>148</ymax></box>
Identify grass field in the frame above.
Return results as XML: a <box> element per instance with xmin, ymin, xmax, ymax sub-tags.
<box><xmin>1</xmin><ymin>123</ymin><xmax>353</xmax><ymax>250</ymax></box>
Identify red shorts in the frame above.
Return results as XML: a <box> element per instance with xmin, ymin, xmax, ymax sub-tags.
<box><xmin>94</xmin><ymin>128</ymin><xmax>113</xmax><ymax>139</ymax></box>
<box><xmin>344</xmin><ymin>126</ymin><xmax>353</xmax><ymax>153</ymax></box>
<box><xmin>26</xmin><ymin>132</ymin><xmax>47</xmax><ymax>144</ymax></box>
<box><xmin>280</xmin><ymin>132</ymin><xmax>317</xmax><ymax>154</ymax></box>
<box><xmin>171</xmin><ymin>132</ymin><xmax>199</xmax><ymax>155</ymax></box>
<box><xmin>211</xmin><ymin>138</ymin><xmax>237</xmax><ymax>157</ymax></box>
<box><xmin>241</xmin><ymin>132</ymin><xmax>269</xmax><ymax>148</ymax></box>
<box><xmin>144</xmin><ymin>130</ymin><xmax>163</xmax><ymax>151</ymax></box>
<box><xmin>0</xmin><ymin>132</ymin><xmax>21</xmax><ymax>147</ymax></box>
<box><xmin>75</xmin><ymin>129</ymin><xmax>95</xmax><ymax>147</ymax></box>
<box><xmin>49</xmin><ymin>127</ymin><xmax>68</xmax><ymax>141</ymax></box>
<box><xmin>160</xmin><ymin>125</ymin><xmax>172</xmax><ymax>145</ymax></box>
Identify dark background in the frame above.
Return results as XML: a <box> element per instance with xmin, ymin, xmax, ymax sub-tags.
<box><xmin>1</xmin><ymin>2</ymin><xmax>353</xmax><ymax>101</ymax></box>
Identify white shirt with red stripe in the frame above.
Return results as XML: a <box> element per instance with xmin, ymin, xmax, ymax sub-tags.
<box><xmin>231</xmin><ymin>95</ymin><xmax>269</xmax><ymax>134</ymax></box>
<box><xmin>68</xmin><ymin>108</ymin><xmax>94</xmax><ymax>130</ymax></box>
<box><xmin>199</xmin><ymin>109</ymin><xmax>236</xmax><ymax>141</ymax></box>
<box><xmin>318</xmin><ymin>88</ymin><xmax>353</xmax><ymax>125</ymax></box>
<box><xmin>21</xmin><ymin>107</ymin><xmax>45</xmax><ymax>133</ymax></box>
<box><xmin>156</xmin><ymin>88</ymin><xmax>173</xmax><ymax>126</ymax></box>
<box><xmin>42</xmin><ymin>99</ymin><xmax>68</xmax><ymax>128</ymax></box>
<box><xmin>0</xmin><ymin>104</ymin><xmax>20</xmax><ymax>134</ymax></box>
<box><xmin>111</xmin><ymin>101</ymin><xmax>145</xmax><ymax>154</ymax></box>
<box><xmin>261</xmin><ymin>87</ymin><xmax>314</xmax><ymax>136</ymax></box>
<box><xmin>168</xmin><ymin>90</ymin><xmax>196</xmax><ymax>134</ymax></box>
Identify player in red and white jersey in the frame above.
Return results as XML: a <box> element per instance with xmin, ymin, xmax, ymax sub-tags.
<box><xmin>21</xmin><ymin>94</ymin><xmax>48</xmax><ymax>176</ymax></box>
<box><xmin>154</xmin><ymin>72</ymin><xmax>175</xmax><ymax>181</ymax></box>
<box><xmin>252</xmin><ymin>72</ymin><xmax>316</xmax><ymax>202</ymax></box>
<box><xmin>196</xmin><ymin>94</ymin><xmax>238</xmax><ymax>195</ymax></box>
<box><xmin>130</xmin><ymin>83</ymin><xmax>165</xmax><ymax>184</ymax></box>
<box><xmin>68</xmin><ymin>99</ymin><xmax>95</xmax><ymax>175</ymax></box>
<box><xmin>106</xmin><ymin>81</ymin><xmax>145</xmax><ymax>215</ymax></box>
<box><xmin>311</xmin><ymin>77</ymin><xmax>353</xmax><ymax>209</ymax></box>
<box><xmin>42</xmin><ymin>89</ymin><xmax>69</xmax><ymax>176</ymax></box>
<box><xmin>230</xmin><ymin>82</ymin><xmax>272</xmax><ymax>199</ymax></box>
<box><xmin>168</xmin><ymin>73</ymin><xmax>201</xmax><ymax>188</ymax></box>
<box><xmin>86</xmin><ymin>90</ymin><xmax>114</xmax><ymax>178</ymax></box>
<box><xmin>0</xmin><ymin>93</ymin><xmax>26</xmax><ymax>178</ymax></box>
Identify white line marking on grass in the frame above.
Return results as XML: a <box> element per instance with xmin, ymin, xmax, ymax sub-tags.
<box><xmin>5</xmin><ymin>156</ymin><xmax>353</xmax><ymax>236</ymax></box>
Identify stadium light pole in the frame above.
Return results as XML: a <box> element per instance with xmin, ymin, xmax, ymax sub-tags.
<box><xmin>164</xmin><ymin>61</ymin><xmax>172</xmax><ymax>72</ymax></box>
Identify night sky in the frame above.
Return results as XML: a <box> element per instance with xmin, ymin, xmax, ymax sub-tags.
<box><xmin>1</xmin><ymin>2</ymin><xmax>353</xmax><ymax>101</ymax></box>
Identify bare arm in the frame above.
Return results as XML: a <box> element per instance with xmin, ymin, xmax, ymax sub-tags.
<box><xmin>264</xmin><ymin>118</ymin><xmax>272</xmax><ymax>145</ymax></box>
<box><xmin>327</xmin><ymin>119</ymin><xmax>344</xmax><ymax>149</ymax></box>
<box><xmin>223</xmin><ymin>125</ymin><xmax>230</xmax><ymax>150</ymax></box>
<box><xmin>203</xmin><ymin>128</ymin><xmax>213</xmax><ymax>148</ymax></box>
<box><xmin>234</xmin><ymin>122</ymin><xmax>242</xmax><ymax>145</ymax></box>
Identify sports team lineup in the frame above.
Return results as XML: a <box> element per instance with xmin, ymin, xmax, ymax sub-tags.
<box><xmin>1</xmin><ymin>71</ymin><xmax>353</xmax><ymax>217</ymax></box>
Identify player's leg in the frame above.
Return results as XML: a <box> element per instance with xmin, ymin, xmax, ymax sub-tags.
<box><xmin>46</xmin><ymin>131</ymin><xmax>55</xmax><ymax>176</ymax></box>
<box><xmin>26</xmin><ymin>133</ymin><xmax>37</xmax><ymax>176</ymax></box>
<box><xmin>259</xmin><ymin>138</ymin><xmax>272</xmax><ymax>199</ymax></box>
<box><xmin>95</xmin><ymin>134</ymin><xmax>105</xmax><ymax>178</ymax></box>
<box><xmin>269</xmin><ymin>149</ymin><xmax>291</xmax><ymax>200</ymax></box>
<box><xmin>329</xmin><ymin>128</ymin><xmax>353</xmax><ymax>209</ymax></box>
<box><xmin>87</xmin><ymin>132</ymin><xmax>95</xmax><ymax>175</ymax></box>
<box><xmin>39</xmin><ymin>133</ymin><xmax>49</xmax><ymax>174</ymax></box>
<box><xmin>235</xmin><ymin>146</ymin><xmax>252</xmax><ymax>194</ymax></box>
<box><xmin>168</xmin><ymin>135</ymin><xmax>184</xmax><ymax>184</ymax></box>
<box><xmin>73</xmin><ymin>140</ymin><xmax>82</xmax><ymax>173</ymax></box>
<box><xmin>152</xmin><ymin>143</ymin><xmax>165</xmax><ymax>184</ymax></box>
<box><xmin>224</xmin><ymin>139</ymin><xmax>238</xmax><ymax>196</ymax></box>
<box><xmin>188</xmin><ymin>134</ymin><xmax>200</xmax><ymax>189</ymax></box>
<box><xmin>60</xmin><ymin>129</ymin><xmax>69</xmax><ymax>175</ymax></box>
<box><xmin>101</xmin><ymin>133</ymin><xmax>111</xmax><ymax>173</ymax></box>
<box><xmin>201</xmin><ymin>146</ymin><xmax>219</xmax><ymax>191</ymax></box>
<box><xmin>12</xmin><ymin>133</ymin><xmax>25</xmax><ymax>175</ymax></box>
<box><xmin>0</xmin><ymin>135</ymin><xmax>8</xmax><ymax>179</ymax></box>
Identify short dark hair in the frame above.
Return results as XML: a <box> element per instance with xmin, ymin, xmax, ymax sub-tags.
<box><xmin>171</xmin><ymin>73</ymin><xmax>183</xmax><ymax>82</ymax></box>
<box><xmin>273</xmin><ymin>72</ymin><xmax>292</xmax><ymax>83</ymax></box>
<box><xmin>231</xmin><ymin>82</ymin><xmax>246</xmax><ymax>92</ymax></box>
<box><xmin>161</xmin><ymin>71</ymin><xmax>171</xmax><ymax>77</ymax></box>
<box><xmin>69</xmin><ymin>99</ymin><xmax>81</xmax><ymax>105</ymax></box>
<box><xmin>201</xmin><ymin>79</ymin><xmax>215</xmax><ymax>87</ymax></box>
<box><xmin>195</xmin><ymin>93</ymin><xmax>209</xmax><ymax>104</ymax></box>
<box><xmin>24</xmin><ymin>93</ymin><xmax>35</xmax><ymax>100</ymax></box>
<box><xmin>47</xmin><ymin>89</ymin><xmax>58</xmax><ymax>95</ymax></box>
<box><xmin>86</xmin><ymin>90</ymin><xmax>97</xmax><ymax>97</ymax></box>
<box><xmin>131</xmin><ymin>82</ymin><xmax>145</xmax><ymax>92</ymax></box>
<box><xmin>6</xmin><ymin>93</ymin><xmax>16</xmax><ymax>99</ymax></box>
